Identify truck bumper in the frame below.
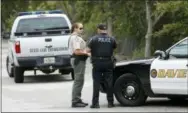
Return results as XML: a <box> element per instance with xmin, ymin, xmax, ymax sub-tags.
<box><xmin>17</xmin><ymin>55</ymin><xmax>72</xmax><ymax>69</ymax></box>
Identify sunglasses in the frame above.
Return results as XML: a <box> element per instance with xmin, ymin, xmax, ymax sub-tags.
<box><xmin>79</xmin><ymin>27</ymin><xmax>83</xmax><ymax>30</ymax></box>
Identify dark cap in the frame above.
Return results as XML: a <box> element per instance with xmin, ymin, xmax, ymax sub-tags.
<box><xmin>97</xmin><ymin>23</ymin><xmax>107</xmax><ymax>30</ymax></box>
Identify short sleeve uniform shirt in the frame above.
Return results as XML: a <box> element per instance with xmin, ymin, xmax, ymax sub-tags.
<box><xmin>69</xmin><ymin>34</ymin><xmax>86</xmax><ymax>55</ymax></box>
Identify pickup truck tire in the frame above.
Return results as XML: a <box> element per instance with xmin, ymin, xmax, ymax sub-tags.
<box><xmin>14</xmin><ymin>67</ymin><xmax>24</xmax><ymax>83</ymax></box>
<box><xmin>59</xmin><ymin>69</ymin><xmax>74</xmax><ymax>80</ymax></box>
<box><xmin>71</xmin><ymin>70</ymin><xmax>74</xmax><ymax>80</ymax></box>
<box><xmin>41</xmin><ymin>69</ymin><xmax>56</xmax><ymax>74</ymax></box>
<box><xmin>114</xmin><ymin>73</ymin><xmax>147</xmax><ymax>106</ymax></box>
<box><xmin>6</xmin><ymin>57</ymin><xmax>14</xmax><ymax>77</ymax></box>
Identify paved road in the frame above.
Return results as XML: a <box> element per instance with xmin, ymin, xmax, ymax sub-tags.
<box><xmin>1</xmin><ymin>39</ymin><xmax>188</xmax><ymax>112</ymax></box>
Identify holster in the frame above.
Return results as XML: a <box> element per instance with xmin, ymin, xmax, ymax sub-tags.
<box><xmin>72</xmin><ymin>54</ymin><xmax>88</xmax><ymax>61</ymax></box>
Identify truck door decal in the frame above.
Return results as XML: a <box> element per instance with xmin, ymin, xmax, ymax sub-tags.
<box><xmin>151</xmin><ymin>69</ymin><xmax>187</xmax><ymax>78</ymax></box>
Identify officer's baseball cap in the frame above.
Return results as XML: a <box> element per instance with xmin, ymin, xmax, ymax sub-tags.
<box><xmin>97</xmin><ymin>23</ymin><xmax>107</xmax><ymax>30</ymax></box>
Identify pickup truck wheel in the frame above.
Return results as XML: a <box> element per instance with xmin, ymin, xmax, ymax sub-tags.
<box><xmin>114</xmin><ymin>73</ymin><xmax>147</xmax><ymax>106</ymax></box>
<box><xmin>59</xmin><ymin>69</ymin><xmax>74</xmax><ymax>80</ymax></box>
<box><xmin>6</xmin><ymin>57</ymin><xmax>14</xmax><ymax>77</ymax></box>
<box><xmin>14</xmin><ymin>67</ymin><xmax>24</xmax><ymax>83</ymax></box>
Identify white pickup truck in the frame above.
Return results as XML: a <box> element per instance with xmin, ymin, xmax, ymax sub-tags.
<box><xmin>6</xmin><ymin>10</ymin><xmax>74</xmax><ymax>83</ymax></box>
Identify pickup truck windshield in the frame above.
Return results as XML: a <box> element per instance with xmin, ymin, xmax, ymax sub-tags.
<box><xmin>16</xmin><ymin>17</ymin><xmax>69</xmax><ymax>33</ymax></box>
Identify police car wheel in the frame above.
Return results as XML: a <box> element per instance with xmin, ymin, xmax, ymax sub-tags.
<box><xmin>14</xmin><ymin>67</ymin><xmax>24</xmax><ymax>83</ymax></box>
<box><xmin>6</xmin><ymin>56</ymin><xmax>14</xmax><ymax>77</ymax></box>
<box><xmin>114</xmin><ymin>73</ymin><xmax>147</xmax><ymax>106</ymax></box>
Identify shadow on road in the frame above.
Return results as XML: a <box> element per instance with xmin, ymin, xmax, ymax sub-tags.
<box><xmin>2</xmin><ymin>74</ymin><xmax>73</xmax><ymax>85</ymax></box>
<box><xmin>145</xmin><ymin>99</ymin><xmax>188</xmax><ymax>107</ymax></box>
<box><xmin>113</xmin><ymin>99</ymin><xmax>188</xmax><ymax>108</ymax></box>
<box><xmin>23</xmin><ymin>74</ymin><xmax>73</xmax><ymax>84</ymax></box>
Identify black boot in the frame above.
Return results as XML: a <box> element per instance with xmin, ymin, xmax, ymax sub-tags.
<box><xmin>90</xmin><ymin>103</ymin><xmax>100</xmax><ymax>108</ymax></box>
<box><xmin>72</xmin><ymin>102</ymin><xmax>87</xmax><ymax>108</ymax></box>
<box><xmin>108</xmin><ymin>102</ymin><xmax>115</xmax><ymax>108</ymax></box>
<box><xmin>78</xmin><ymin>100</ymin><xmax>88</xmax><ymax>106</ymax></box>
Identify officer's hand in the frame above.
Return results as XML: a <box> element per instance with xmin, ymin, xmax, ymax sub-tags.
<box><xmin>87</xmin><ymin>53</ymin><xmax>91</xmax><ymax>57</ymax></box>
<box><xmin>83</xmin><ymin>49</ymin><xmax>91</xmax><ymax>56</ymax></box>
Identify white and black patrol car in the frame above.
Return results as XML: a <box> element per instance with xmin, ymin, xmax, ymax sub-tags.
<box><xmin>6</xmin><ymin>10</ymin><xmax>74</xmax><ymax>83</ymax></box>
<box><xmin>100</xmin><ymin>37</ymin><xmax>188</xmax><ymax>106</ymax></box>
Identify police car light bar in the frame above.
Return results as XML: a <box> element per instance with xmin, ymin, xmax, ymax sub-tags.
<box><xmin>18</xmin><ymin>10</ymin><xmax>63</xmax><ymax>16</ymax></box>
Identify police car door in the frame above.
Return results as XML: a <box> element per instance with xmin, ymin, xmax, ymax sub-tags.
<box><xmin>150</xmin><ymin>38</ymin><xmax>188</xmax><ymax>95</ymax></box>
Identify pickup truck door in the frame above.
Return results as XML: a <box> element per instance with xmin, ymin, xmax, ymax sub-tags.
<box><xmin>150</xmin><ymin>38</ymin><xmax>188</xmax><ymax>95</ymax></box>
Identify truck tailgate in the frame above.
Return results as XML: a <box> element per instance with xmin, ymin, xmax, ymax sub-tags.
<box><xmin>16</xmin><ymin>35</ymin><xmax>71</xmax><ymax>57</ymax></box>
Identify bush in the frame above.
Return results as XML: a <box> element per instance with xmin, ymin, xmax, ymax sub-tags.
<box><xmin>132</xmin><ymin>47</ymin><xmax>145</xmax><ymax>59</ymax></box>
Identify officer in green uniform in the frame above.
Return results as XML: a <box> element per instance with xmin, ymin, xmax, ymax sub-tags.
<box><xmin>69</xmin><ymin>22</ymin><xmax>90</xmax><ymax>107</ymax></box>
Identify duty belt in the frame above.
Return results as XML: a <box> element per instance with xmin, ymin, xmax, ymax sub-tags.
<box><xmin>71</xmin><ymin>54</ymin><xmax>88</xmax><ymax>61</ymax></box>
<box><xmin>92</xmin><ymin>56</ymin><xmax>112</xmax><ymax>60</ymax></box>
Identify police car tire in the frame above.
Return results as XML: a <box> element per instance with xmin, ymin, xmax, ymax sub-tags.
<box><xmin>114</xmin><ymin>73</ymin><xmax>147</xmax><ymax>106</ymax></box>
<box><xmin>6</xmin><ymin>57</ymin><xmax>14</xmax><ymax>77</ymax></box>
<box><xmin>14</xmin><ymin>67</ymin><xmax>24</xmax><ymax>83</ymax></box>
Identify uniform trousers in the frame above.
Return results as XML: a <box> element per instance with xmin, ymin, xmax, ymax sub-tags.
<box><xmin>71</xmin><ymin>57</ymin><xmax>87</xmax><ymax>103</ymax></box>
<box><xmin>91</xmin><ymin>59</ymin><xmax>114</xmax><ymax>105</ymax></box>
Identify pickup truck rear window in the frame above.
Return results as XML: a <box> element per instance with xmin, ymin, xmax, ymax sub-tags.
<box><xmin>16</xmin><ymin>17</ymin><xmax>69</xmax><ymax>33</ymax></box>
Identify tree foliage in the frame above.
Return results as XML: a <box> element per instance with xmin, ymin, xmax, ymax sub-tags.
<box><xmin>2</xmin><ymin>0</ymin><xmax>188</xmax><ymax>58</ymax></box>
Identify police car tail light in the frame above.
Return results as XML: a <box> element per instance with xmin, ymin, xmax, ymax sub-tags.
<box><xmin>15</xmin><ymin>41</ymin><xmax>21</xmax><ymax>54</ymax></box>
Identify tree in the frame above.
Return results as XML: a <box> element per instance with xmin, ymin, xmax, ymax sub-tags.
<box><xmin>1</xmin><ymin>0</ymin><xmax>29</xmax><ymax>31</ymax></box>
<box><xmin>2</xmin><ymin>0</ymin><xmax>187</xmax><ymax>59</ymax></box>
<box><xmin>154</xmin><ymin>1</ymin><xmax>188</xmax><ymax>40</ymax></box>
<box><xmin>145</xmin><ymin>0</ymin><xmax>153</xmax><ymax>57</ymax></box>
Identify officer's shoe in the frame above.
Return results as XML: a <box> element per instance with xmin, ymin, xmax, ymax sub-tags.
<box><xmin>108</xmin><ymin>102</ymin><xmax>115</xmax><ymax>108</ymax></box>
<box><xmin>78</xmin><ymin>100</ymin><xmax>88</xmax><ymax>106</ymax></box>
<box><xmin>72</xmin><ymin>102</ymin><xmax>87</xmax><ymax>108</ymax></box>
<box><xmin>90</xmin><ymin>103</ymin><xmax>100</xmax><ymax>108</ymax></box>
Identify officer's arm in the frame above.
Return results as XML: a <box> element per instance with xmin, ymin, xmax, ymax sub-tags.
<box><xmin>74</xmin><ymin>49</ymin><xmax>88</xmax><ymax>55</ymax></box>
<box><xmin>86</xmin><ymin>48</ymin><xmax>91</xmax><ymax>53</ymax></box>
<box><xmin>112</xmin><ymin>37</ymin><xmax>117</xmax><ymax>49</ymax></box>
<box><xmin>86</xmin><ymin>37</ymin><xmax>93</xmax><ymax>52</ymax></box>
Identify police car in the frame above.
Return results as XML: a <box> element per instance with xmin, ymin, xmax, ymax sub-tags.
<box><xmin>100</xmin><ymin>37</ymin><xmax>188</xmax><ymax>106</ymax></box>
<box><xmin>6</xmin><ymin>10</ymin><xmax>74</xmax><ymax>83</ymax></box>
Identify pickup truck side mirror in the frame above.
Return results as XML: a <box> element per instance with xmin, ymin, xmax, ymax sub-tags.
<box><xmin>3</xmin><ymin>32</ymin><xmax>10</xmax><ymax>39</ymax></box>
<box><xmin>154</xmin><ymin>50</ymin><xmax>168</xmax><ymax>59</ymax></box>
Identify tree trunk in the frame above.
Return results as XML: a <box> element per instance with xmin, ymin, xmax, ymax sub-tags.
<box><xmin>107</xmin><ymin>1</ymin><xmax>113</xmax><ymax>37</ymax></box>
<box><xmin>70</xmin><ymin>1</ymin><xmax>76</xmax><ymax>22</ymax></box>
<box><xmin>58</xmin><ymin>1</ymin><xmax>73</xmax><ymax>22</ymax></box>
<box><xmin>107</xmin><ymin>16</ymin><xmax>113</xmax><ymax>36</ymax></box>
<box><xmin>145</xmin><ymin>0</ymin><xmax>153</xmax><ymax>57</ymax></box>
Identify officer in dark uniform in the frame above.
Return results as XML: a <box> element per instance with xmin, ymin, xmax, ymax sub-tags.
<box><xmin>87</xmin><ymin>23</ymin><xmax>117</xmax><ymax>108</ymax></box>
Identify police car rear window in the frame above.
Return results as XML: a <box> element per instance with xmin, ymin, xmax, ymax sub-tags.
<box><xmin>16</xmin><ymin>17</ymin><xmax>69</xmax><ymax>33</ymax></box>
